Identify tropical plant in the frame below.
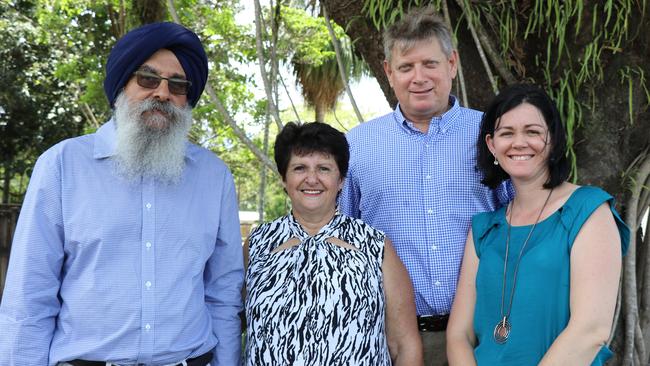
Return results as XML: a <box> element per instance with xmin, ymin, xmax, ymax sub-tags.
<box><xmin>320</xmin><ymin>0</ymin><xmax>650</xmax><ymax>364</ymax></box>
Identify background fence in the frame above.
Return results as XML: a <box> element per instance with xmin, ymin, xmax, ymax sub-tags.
<box><xmin>0</xmin><ymin>204</ymin><xmax>20</xmax><ymax>298</ymax></box>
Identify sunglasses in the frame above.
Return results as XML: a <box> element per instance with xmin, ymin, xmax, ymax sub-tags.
<box><xmin>133</xmin><ymin>70</ymin><xmax>192</xmax><ymax>95</ymax></box>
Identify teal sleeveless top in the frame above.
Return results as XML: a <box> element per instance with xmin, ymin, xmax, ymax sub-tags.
<box><xmin>471</xmin><ymin>186</ymin><xmax>629</xmax><ymax>365</ymax></box>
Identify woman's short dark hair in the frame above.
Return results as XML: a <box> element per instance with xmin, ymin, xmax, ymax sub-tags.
<box><xmin>477</xmin><ymin>83</ymin><xmax>569</xmax><ymax>189</ymax></box>
<box><xmin>274</xmin><ymin>122</ymin><xmax>349</xmax><ymax>180</ymax></box>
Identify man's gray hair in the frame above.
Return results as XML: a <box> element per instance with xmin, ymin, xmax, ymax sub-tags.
<box><xmin>383</xmin><ymin>6</ymin><xmax>454</xmax><ymax>62</ymax></box>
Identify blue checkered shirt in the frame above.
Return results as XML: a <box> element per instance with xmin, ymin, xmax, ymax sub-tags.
<box><xmin>339</xmin><ymin>96</ymin><xmax>512</xmax><ymax>316</ymax></box>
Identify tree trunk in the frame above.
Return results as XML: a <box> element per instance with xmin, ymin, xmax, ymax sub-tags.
<box><xmin>132</xmin><ymin>0</ymin><xmax>167</xmax><ymax>24</ymax></box>
<box><xmin>254</xmin><ymin>0</ymin><xmax>283</xmax><ymax>130</ymax></box>
<box><xmin>319</xmin><ymin>0</ymin><xmax>650</xmax><ymax>218</ymax></box>
<box><xmin>315</xmin><ymin>104</ymin><xmax>325</xmax><ymax>123</ymax></box>
<box><xmin>320</xmin><ymin>1</ymin><xmax>650</xmax><ymax>364</ymax></box>
<box><xmin>2</xmin><ymin>164</ymin><xmax>9</xmax><ymax>204</ymax></box>
<box><xmin>321</xmin><ymin>0</ymin><xmax>501</xmax><ymax>110</ymax></box>
<box><xmin>258</xmin><ymin>117</ymin><xmax>270</xmax><ymax>223</ymax></box>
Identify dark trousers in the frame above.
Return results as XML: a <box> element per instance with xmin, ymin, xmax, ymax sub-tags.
<box><xmin>421</xmin><ymin>330</ymin><xmax>449</xmax><ymax>366</ymax></box>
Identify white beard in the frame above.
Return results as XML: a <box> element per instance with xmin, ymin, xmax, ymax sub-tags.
<box><xmin>112</xmin><ymin>92</ymin><xmax>193</xmax><ymax>184</ymax></box>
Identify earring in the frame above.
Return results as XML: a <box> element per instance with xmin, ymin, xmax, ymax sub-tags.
<box><xmin>494</xmin><ymin>159</ymin><xmax>499</xmax><ymax>166</ymax></box>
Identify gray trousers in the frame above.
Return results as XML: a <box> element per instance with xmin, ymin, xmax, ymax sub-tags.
<box><xmin>421</xmin><ymin>330</ymin><xmax>449</xmax><ymax>366</ymax></box>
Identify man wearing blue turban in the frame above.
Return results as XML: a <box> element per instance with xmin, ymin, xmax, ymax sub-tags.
<box><xmin>0</xmin><ymin>22</ymin><xmax>243</xmax><ymax>366</ymax></box>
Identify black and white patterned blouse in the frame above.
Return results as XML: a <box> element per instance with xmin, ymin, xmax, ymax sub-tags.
<box><xmin>245</xmin><ymin>212</ymin><xmax>391</xmax><ymax>365</ymax></box>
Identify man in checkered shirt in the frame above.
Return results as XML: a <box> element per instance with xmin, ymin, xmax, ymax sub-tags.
<box><xmin>339</xmin><ymin>7</ymin><xmax>511</xmax><ymax>365</ymax></box>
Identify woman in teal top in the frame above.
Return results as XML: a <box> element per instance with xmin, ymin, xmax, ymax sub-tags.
<box><xmin>446</xmin><ymin>84</ymin><xmax>630</xmax><ymax>366</ymax></box>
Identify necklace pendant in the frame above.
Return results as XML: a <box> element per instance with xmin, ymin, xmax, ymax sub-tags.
<box><xmin>493</xmin><ymin>317</ymin><xmax>511</xmax><ymax>344</ymax></box>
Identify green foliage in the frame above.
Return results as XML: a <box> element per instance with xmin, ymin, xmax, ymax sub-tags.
<box><xmin>619</xmin><ymin>66</ymin><xmax>650</xmax><ymax>125</ymax></box>
<box><xmin>34</xmin><ymin>0</ymin><xmax>123</xmax><ymax>121</ymax></box>
<box><xmin>362</xmin><ymin>0</ymin><xmax>648</xmax><ymax>181</ymax></box>
<box><xmin>0</xmin><ymin>0</ymin><xmax>369</xmax><ymax>218</ymax></box>
<box><xmin>0</xmin><ymin>0</ymin><xmax>85</xmax><ymax>202</ymax></box>
<box><xmin>187</xmin><ymin>1</ymin><xmax>260</xmax><ymax>119</ymax></box>
<box><xmin>282</xmin><ymin>6</ymin><xmax>339</xmax><ymax>66</ymax></box>
<box><xmin>277</xmin><ymin>5</ymin><xmax>367</xmax><ymax>117</ymax></box>
<box><xmin>363</xmin><ymin>0</ymin><xmax>432</xmax><ymax>31</ymax></box>
<box><xmin>476</xmin><ymin>0</ymin><xmax>646</xmax><ymax>180</ymax></box>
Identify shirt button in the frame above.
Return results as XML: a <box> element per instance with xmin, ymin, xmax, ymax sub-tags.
<box><xmin>432</xmin><ymin>245</ymin><xmax>438</xmax><ymax>250</ymax></box>
<box><xmin>145</xmin><ymin>323</ymin><xmax>151</xmax><ymax>331</ymax></box>
<box><xmin>145</xmin><ymin>203</ymin><xmax>152</xmax><ymax>209</ymax></box>
<box><xmin>145</xmin><ymin>281</ymin><xmax>152</xmax><ymax>289</ymax></box>
<box><xmin>426</xmin><ymin>175</ymin><xmax>431</xmax><ymax>179</ymax></box>
<box><xmin>145</xmin><ymin>242</ymin><xmax>152</xmax><ymax>249</ymax></box>
<box><xmin>434</xmin><ymin>281</ymin><xmax>442</xmax><ymax>286</ymax></box>
<box><xmin>427</xmin><ymin>209</ymin><xmax>433</xmax><ymax>214</ymax></box>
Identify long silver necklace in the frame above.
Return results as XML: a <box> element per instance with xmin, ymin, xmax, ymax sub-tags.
<box><xmin>494</xmin><ymin>188</ymin><xmax>553</xmax><ymax>344</ymax></box>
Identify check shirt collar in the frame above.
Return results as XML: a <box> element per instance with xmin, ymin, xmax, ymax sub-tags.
<box><xmin>393</xmin><ymin>95</ymin><xmax>461</xmax><ymax>135</ymax></box>
<box><xmin>93</xmin><ymin>118</ymin><xmax>197</xmax><ymax>162</ymax></box>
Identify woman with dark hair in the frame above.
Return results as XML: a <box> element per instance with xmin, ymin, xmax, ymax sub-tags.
<box><xmin>244</xmin><ymin>122</ymin><xmax>422</xmax><ymax>365</ymax></box>
<box><xmin>446</xmin><ymin>84</ymin><xmax>629</xmax><ymax>365</ymax></box>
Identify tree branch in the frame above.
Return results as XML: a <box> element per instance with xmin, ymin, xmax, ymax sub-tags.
<box><xmin>270</xmin><ymin>0</ymin><xmax>281</xmax><ymax>118</ymax></box>
<box><xmin>204</xmin><ymin>84</ymin><xmax>277</xmax><ymax>173</ymax></box>
<box><xmin>322</xmin><ymin>6</ymin><xmax>364</xmax><ymax>123</ymax></box>
<box><xmin>623</xmin><ymin>152</ymin><xmax>650</xmax><ymax>364</ymax></box>
<box><xmin>635</xmin><ymin>154</ymin><xmax>650</xmax><ymax>361</ymax></box>
<box><xmin>166</xmin><ymin>0</ymin><xmax>180</xmax><ymax>22</ymax></box>
<box><xmin>81</xmin><ymin>103</ymin><xmax>100</xmax><ymax>129</ymax></box>
<box><xmin>254</xmin><ymin>0</ymin><xmax>283</xmax><ymax>130</ymax></box>
<box><xmin>441</xmin><ymin>0</ymin><xmax>468</xmax><ymax>107</ymax></box>
<box><xmin>166</xmin><ymin>0</ymin><xmax>277</xmax><ymax>173</ymax></box>
<box><xmin>639</xmin><ymin>207</ymin><xmax>650</xmax><ymax>338</ymax></box>
<box><xmin>279</xmin><ymin>73</ymin><xmax>302</xmax><ymax>123</ymax></box>
<box><xmin>459</xmin><ymin>0</ymin><xmax>498</xmax><ymax>94</ymax></box>
<box><xmin>453</xmin><ymin>0</ymin><xmax>516</xmax><ymax>85</ymax></box>
<box><xmin>636</xmin><ymin>319</ymin><xmax>648</xmax><ymax>366</ymax></box>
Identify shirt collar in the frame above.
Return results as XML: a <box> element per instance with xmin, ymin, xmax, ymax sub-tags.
<box><xmin>392</xmin><ymin>95</ymin><xmax>461</xmax><ymax>135</ymax></box>
<box><xmin>93</xmin><ymin>119</ymin><xmax>118</xmax><ymax>159</ymax></box>
<box><xmin>93</xmin><ymin>118</ymin><xmax>197</xmax><ymax>162</ymax></box>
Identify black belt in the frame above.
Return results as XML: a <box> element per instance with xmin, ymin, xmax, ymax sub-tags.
<box><xmin>417</xmin><ymin>314</ymin><xmax>449</xmax><ymax>332</ymax></box>
<box><xmin>66</xmin><ymin>351</ymin><xmax>213</xmax><ymax>366</ymax></box>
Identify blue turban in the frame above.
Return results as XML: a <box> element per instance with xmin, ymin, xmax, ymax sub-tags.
<box><xmin>104</xmin><ymin>22</ymin><xmax>208</xmax><ymax>108</ymax></box>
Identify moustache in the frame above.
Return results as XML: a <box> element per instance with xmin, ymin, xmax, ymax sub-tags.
<box><xmin>141</xmin><ymin>99</ymin><xmax>177</xmax><ymax>116</ymax></box>
<box><xmin>134</xmin><ymin>99</ymin><xmax>183</xmax><ymax>130</ymax></box>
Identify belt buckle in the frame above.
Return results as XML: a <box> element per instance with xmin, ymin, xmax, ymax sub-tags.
<box><xmin>417</xmin><ymin>314</ymin><xmax>448</xmax><ymax>332</ymax></box>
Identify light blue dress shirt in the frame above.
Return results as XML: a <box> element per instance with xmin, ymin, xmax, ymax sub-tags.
<box><xmin>339</xmin><ymin>97</ymin><xmax>512</xmax><ymax>316</ymax></box>
<box><xmin>0</xmin><ymin>120</ymin><xmax>244</xmax><ymax>366</ymax></box>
